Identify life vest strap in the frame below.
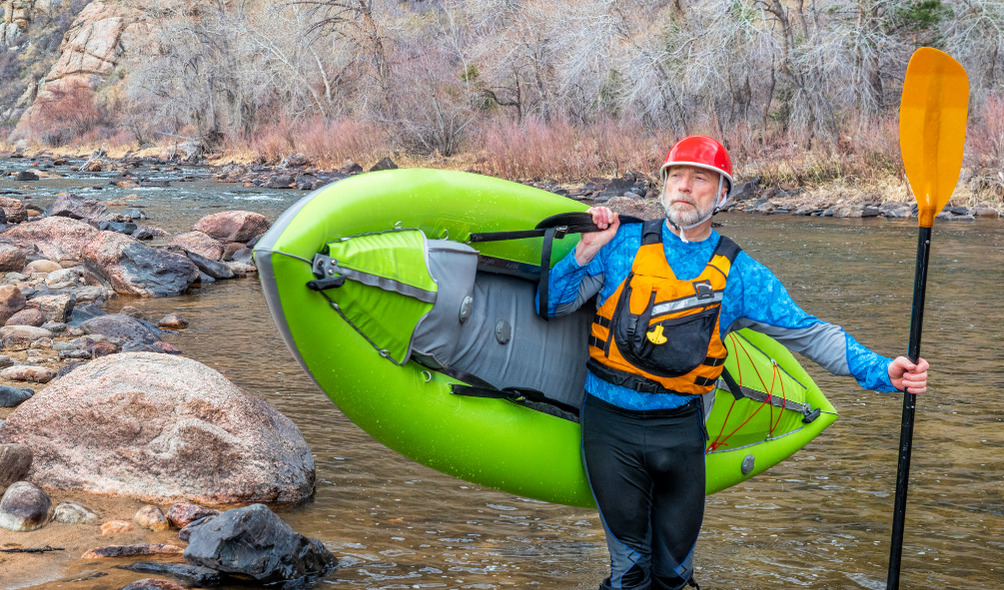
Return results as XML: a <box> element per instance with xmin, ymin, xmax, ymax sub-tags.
<box><xmin>587</xmin><ymin>358</ymin><xmax>678</xmax><ymax>395</ymax></box>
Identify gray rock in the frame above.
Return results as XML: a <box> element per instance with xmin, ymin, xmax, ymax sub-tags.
<box><xmin>183</xmin><ymin>504</ymin><xmax>337</xmax><ymax>585</ymax></box>
<box><xmin>368</xmin><ymin>156</ymin><xmax>398</xmax><ymax>172</ymax></box>
<box><xmin>52</xmin><ymin>500</ymin><xmax>100</xmax><ymax>524</ymax></box>
<box><xmin>0</xmin><ymin>443</ymin><xmax>32</xmax><ymax>490</ymax></box>
<box><xmin>0</xmin><ymin>386</ymin><xmax>33</xmax><ymax>407</ymax></box>
<box><xmin>119</xmin><ymin>562</ymin><xmax>223</xmax><ymax>587</ymax></box>
<box><xmin>82</xmin><ymin>232</ymin><xmax>200</xmax><ymax>297</ymax></box>
<box><xmin>186</xmin><ymin>251</ymin><xmax>235</xmax><ymax>280</ymax></box>
<box><xmin>0</xmin><ymin>325</ymin><xmax>53</xmax><ymax>350</ymax></box>
<box><xmin>264</xmin><ymin>173</ymin><xmax>295</xmax><ymax>189</ymax></box>
<box><xmin>47</xmin><ymin>194</ymin><xmax>107</xmax><ymax>221</ymax></box>
<box><xmin>44</xmin><ymin>267</ymin><xmax>82</xmax><ymax>290</ymax></box>
<box><xmin>0</xmin><ymin>481</ymin><xmax>53</xmax><ymax>531</ymax></box>
<box><xmin>97</xmin><ymin>220</ymin><xmax>139</xmax><ymax>235</ymax></box>
<box><xmin>80</xmin><ymin>313</ymin><xmax>161</xmax><ymax>345</ymax></box>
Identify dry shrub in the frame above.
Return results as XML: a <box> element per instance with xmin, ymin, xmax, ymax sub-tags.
<box><xmin>239</xmin><ymin>116</ymin><xmax>391</xmax><ymax>167</ymax></box>
<box><xmin>23</xmin><ymin>84</ymin><xmax>114</xmax><ymax>146</ymax></box>
<box><xmin>247</xmin><ymin>117</ymin><xmax>296</xmax><ymax>163</ymax></box>
<box><xmin>966</xmin><ymin>93</ymin><xmax>1004</xmax><ymax>206</ymax></box>
<box><xmin>470</xmin><ymin>117</ymin><xmax>669</xmax><ymax>182</ymax></box>
<box><xmin>724</xmin><ymin>116</ymin><xmax>900</xmax><ymax>188</ymax></box>
<box><xmin>296</xmin><ymin>117</ymin><xmax>390</xmax><ymax>167</ymax></box>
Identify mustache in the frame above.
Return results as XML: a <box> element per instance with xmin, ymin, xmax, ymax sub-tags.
<box><xmin>666</xmin><ymin>196</ymin><xmax>697</xmax><ymax>206</ymax></box>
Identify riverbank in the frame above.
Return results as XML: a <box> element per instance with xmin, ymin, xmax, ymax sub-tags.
<box><xmin>3</xmin><ymin>145</ymin><xmax>1001</xmax><ymax>222</ymax></box>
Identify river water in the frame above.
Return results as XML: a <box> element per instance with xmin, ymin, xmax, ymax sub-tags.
<box><xmin>2</xmin><ymin>161</ymin><xmax>1002</xmax><ymax>589</ymax></box>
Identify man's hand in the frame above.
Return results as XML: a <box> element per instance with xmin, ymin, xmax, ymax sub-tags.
<box><xmin>574</xmin><ymin>207</ymin><xmax>620</xmax><ymax>265</ymax></box>
<box><xmin>889</xmin><ymin>356</ymin><xmax>929</xmax><ymax>394</ymax></box>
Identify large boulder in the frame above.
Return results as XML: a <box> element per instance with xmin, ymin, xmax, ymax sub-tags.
<box><xmin>0</xmin><ymin>216</ymin><xmax>100</xmax><ymax>261</ymax></box>
<box><xmin>0</xmin><ymin>353</ymin><xmax>315</xmax><ymax>504</ymax></box>
<box><xmin>82</xmin><ymin>231</ymin><xmax>200</xmax><ymax>297</ymax></box>
<box><xmin>193</xmin><ymin>211</ymin><xmax>270</xmax><ymax>243</ymax></box>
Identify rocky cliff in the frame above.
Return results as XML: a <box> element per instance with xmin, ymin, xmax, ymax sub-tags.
<box><xmin>1</xmin><ymin>0</ymin><xmax>153</xmax><ymax>143</ymax></box>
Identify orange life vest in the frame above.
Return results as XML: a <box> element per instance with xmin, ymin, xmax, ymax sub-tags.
<box><xmin>587</xmin><ymin>220</ymin><xmax>742</xmax><ymax>395</ymax></box>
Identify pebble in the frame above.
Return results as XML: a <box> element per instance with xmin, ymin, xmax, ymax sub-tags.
<box><xmin>120</xmin><ymin>562</ymin><xmax>223</xmax><ymax>587</ymax></box>
<box><xmin>100</xmin><ymin>519</ymin><xmax>134</xmax><ymax>535</ymax></box>
<box><xmin>120</xmin><ymin>579</ymin><xmax>187</xmax><ymax>590</ymax></box>
<box><xmin>134</xmin><ymin>505</ymin><xmax>170</xmax><ymax>531</ymax></box>
<box><xmin>166</xmin><ymin>502</ymin><xmax>220</xmax><ymax>529</ymax></box>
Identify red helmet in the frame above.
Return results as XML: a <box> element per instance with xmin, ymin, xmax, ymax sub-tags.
<box><xmin>659</xmin><ymin>135</ymin><xmax>733</xmax><ymax>190</ymax></box>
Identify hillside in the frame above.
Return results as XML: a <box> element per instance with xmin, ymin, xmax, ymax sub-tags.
<box><xmin>0</xmin><ymin>0</ymin><xmax>1000</xmax><ymax>208</ymax></box>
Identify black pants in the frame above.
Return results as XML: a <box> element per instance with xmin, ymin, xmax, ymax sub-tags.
<box><xmin>582</xmin><ymin>394</ymin><xmax>706</xmax><ymax>590</ymax></box>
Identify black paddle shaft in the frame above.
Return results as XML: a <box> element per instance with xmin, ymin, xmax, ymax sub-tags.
<box><xmin>887</xmin><ymin>226</ymin><xmax>932</xmax><ymax>589</ymax></box>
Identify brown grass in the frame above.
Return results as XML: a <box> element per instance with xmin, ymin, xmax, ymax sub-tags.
<box><xmin>6</xmin><ymin>104</ymin><xmax>999</xmax><ymax>210</ymax></box>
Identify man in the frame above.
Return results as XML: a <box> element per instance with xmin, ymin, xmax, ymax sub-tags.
<box><xmin>541</xmin><ymin>135</ymin><xmax>929</xmax><ymax>590</ymax></box>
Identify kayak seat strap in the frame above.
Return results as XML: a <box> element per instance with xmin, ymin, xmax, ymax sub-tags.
<box><xmin>443</xmin><ymin>365</ymin><xmax>580</xmax><ymax>417</ymax></box>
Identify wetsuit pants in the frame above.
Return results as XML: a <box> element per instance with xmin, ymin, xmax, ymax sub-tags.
<box><xmin>582</xmin><ymin>394</ymin><xmax>706</xmax><ymax>590</ymax></box>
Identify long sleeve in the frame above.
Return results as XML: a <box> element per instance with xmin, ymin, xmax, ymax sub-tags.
<box><xmin>721</xmin><ymin>253</ymin><xmax>896</xmax><ymax>392</ymax></box>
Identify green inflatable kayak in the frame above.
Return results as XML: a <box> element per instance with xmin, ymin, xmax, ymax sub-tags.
<box><xmin>254</xmin><ymin>168</ymin><xmax>838</xmax><ymax>508</ymax></box>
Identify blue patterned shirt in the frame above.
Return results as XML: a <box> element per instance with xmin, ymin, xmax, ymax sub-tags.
<box><xmin>544</xmin><ymin>221</ymin><xmax>896</xmax><ymax>410</ymax></box>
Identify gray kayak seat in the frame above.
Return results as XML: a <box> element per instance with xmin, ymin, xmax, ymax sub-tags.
<box><xmin>411</xmin><ymin>239</ymin><xmax>589</xmax><ymax>420</ymax></box>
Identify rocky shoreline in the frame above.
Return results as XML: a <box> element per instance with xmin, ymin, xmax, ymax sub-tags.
<box><xmin>5</xmin><ymin>149</ymin><xmax>1003</xmax><ymax>222</ymax></box>
<box><xmin>0</xmin><ymin>161</ymin><xmax>337</xmax><ymax>588</ymax></box>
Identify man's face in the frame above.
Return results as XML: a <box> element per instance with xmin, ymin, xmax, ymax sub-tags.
<box><xmin>661</xmin><ymin>165</ymin><xmax>724</xmax><ymax>227</ymax></box>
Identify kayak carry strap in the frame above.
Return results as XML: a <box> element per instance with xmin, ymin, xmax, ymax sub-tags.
<box><xmin>469</xmin><ymin>212</ymin><xmax>643</xmax><ymax>321</ymax></box>
<box><xmin>445</xmin><ymin>366</ymin><xmax>581</xmax><ymax>417</ymax></box>
<box><xmin>716</xmin><ymin>369</ymin><xmax>821</xmax><ymax>424</ymax></box>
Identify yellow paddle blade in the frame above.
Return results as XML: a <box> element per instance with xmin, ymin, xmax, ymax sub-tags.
<box><xmin>899</xmin><ymin>47</ymin><xmax>969</xmax><ymax>228</ymax></box>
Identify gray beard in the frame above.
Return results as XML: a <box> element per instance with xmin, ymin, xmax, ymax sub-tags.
<box><xmin>664</xmin><ymin>198</ymin><xmax>715</xmax><ymax>228</ymax></box>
